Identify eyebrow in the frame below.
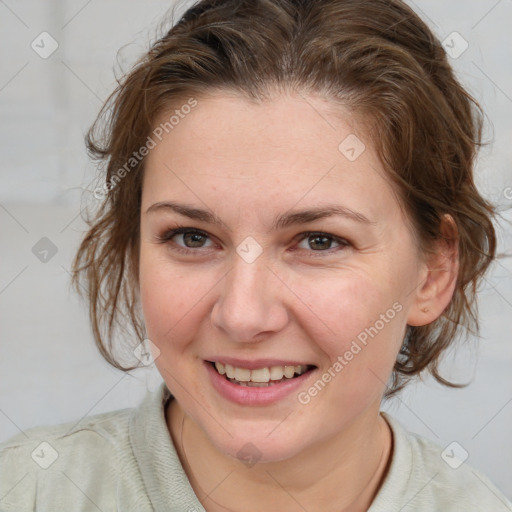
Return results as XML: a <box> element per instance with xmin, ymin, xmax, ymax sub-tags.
<box><xmin>145</xmin><ymin>201</ymin><xmax>375</xmax><ymax>231</ymax></box>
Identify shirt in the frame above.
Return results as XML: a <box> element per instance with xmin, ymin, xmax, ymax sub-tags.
<box><xmin>1</xmin><ymin>381</ymin><xmax>511</xmax><ymax>511</ymax></box>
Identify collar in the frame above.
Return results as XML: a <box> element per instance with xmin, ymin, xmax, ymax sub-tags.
<box><xmin>128</xmin><ymin>382</ymin><xmax>411</xmax><ymax>511</ymax></box>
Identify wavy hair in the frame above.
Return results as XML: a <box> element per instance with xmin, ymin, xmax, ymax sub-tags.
<box><xmin>71</xmin><ymin>0</ymin><xmax>496</xmax><ymax>398</ymax></box>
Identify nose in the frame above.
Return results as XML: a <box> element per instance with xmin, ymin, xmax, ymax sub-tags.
<box><xmin>210</xmin><ymin>254</ymin><xmax>289</xmax><ymax>343</ymax></box>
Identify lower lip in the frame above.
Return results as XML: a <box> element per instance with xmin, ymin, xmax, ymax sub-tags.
<box><xmin>205</xmin><ymin>361</ymin><xmax>316</xmax><ymax>406</ymax></box>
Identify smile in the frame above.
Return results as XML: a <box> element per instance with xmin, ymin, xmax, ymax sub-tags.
<box><xmin>205</xmin><ymin>358</ymin><xmax>318</xmax><ymax>405</ymax></box>
<box><xmin>212</xmin><ymin>361</ymin><xmax>313</xmax><ymax>387</ymax></box>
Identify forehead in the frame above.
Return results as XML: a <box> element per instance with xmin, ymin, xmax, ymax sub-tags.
<box><xmin>142</xmin><ymin>92</ymin><xmax>400</xmax><ymax>224</ymax></box>
<box><xmin>149</xmin><ymin>91</ymin><xmax>362</xmax><ymax>168</ymax></box>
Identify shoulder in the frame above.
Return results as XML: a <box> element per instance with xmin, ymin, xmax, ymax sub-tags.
<box><xmin>406</xmin><ymin>428</ymin><xmax>510</xmax><ymax>510</ymax></box>
<box><xmin>0</xmin><ymin>405</ymin><xmax>133</xmax><ymax>461</ymax></box>
<box><xmin>0</xmin><ymin>406</ymin><xmax>134</xmax><ymax>511</ymax></box>
<box><xmin>370</xmin><ymin>412</ymin><xmax>512</xmax><ymax>512</ymax></box>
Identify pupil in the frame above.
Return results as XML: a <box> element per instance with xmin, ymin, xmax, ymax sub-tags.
<box><xmin>185</xmin><ymin>233</ymin><xmax>204</xmax><ymax>247</ymax></box>
<box><xmin>310</xmin><ymin>235</ymin><xmax>330</xmax><ymax>250</ymax></box>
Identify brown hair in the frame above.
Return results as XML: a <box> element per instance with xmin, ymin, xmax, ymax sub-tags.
<box><xmin>71</xmin><ymin>0</ymin><xmax>496</xmax><ymax>398</ymax></box>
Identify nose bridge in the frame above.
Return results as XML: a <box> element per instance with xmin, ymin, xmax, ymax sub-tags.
<box><xmin>211</xmin><ymin>251</ymin><xmax>287</xmax><ymax>341</ymax></box>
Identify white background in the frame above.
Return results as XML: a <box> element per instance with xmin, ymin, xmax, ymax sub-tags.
<box><xmin>1</xmin><ymin>0</ymin><xmax>511</xmax><ymax>503</ymax></box>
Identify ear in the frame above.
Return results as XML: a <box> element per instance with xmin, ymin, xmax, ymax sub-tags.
<box><xmin>407</xmin><ymin>214</ymin><xmax>459</xmax><ymax>327</ymax></box>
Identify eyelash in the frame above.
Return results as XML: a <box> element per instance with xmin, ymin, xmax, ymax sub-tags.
<box><xmin>154</xmin><ymin>226</ymin><xmax>351</xmax><ymax>257</ymax></box>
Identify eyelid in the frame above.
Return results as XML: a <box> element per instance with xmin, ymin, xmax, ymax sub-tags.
<box><xmin>294</xmin><ymin>231</ymin><xmax>350</xmax><ymax>247</ymax></box>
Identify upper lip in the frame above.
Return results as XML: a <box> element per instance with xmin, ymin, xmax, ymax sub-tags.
<box><xmin>206</xmin><ymin>357</ymin><xmax>316</xmax><ymax>370</ymax></box>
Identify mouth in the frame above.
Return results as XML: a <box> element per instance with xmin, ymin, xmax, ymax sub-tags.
<box><xmin>207</xmin><ymin>360</ymin><xmax>317</xmax><ymax>387</ymax></box>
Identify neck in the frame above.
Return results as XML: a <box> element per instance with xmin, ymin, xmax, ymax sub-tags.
<box><xmin>166</xmin><ymin>399</ymin><xmax>393</xmax><ymax>512</ymax></box>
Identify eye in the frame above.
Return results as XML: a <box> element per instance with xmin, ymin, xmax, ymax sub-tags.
<box><xmin>295</xmin><ymin>232</ymin><xmax>350</xmax><ymax>254</ymax></box>
<box><xmin>155</xmin><ymin>227</ymin><xmax>215</xmax><ymax>253</ymax></box>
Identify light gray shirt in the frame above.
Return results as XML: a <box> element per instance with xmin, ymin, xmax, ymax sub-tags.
<box><xmin>1</xmin><ymin>381</ymin><xmax>510</xmax><ymax>511</ymax></box>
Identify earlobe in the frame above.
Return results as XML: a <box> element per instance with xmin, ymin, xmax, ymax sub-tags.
<box><xmin>407</xmin><ymin>215</ymin><xmax>459</xmax><ymax>327</ymax></box>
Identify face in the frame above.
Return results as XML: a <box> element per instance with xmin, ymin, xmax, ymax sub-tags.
<box><xmin>139</xmin><ymin>91</ymin><xmax>427</xmax><ymax>463</ymax></box>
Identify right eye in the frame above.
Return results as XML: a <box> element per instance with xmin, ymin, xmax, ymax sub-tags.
<box><xmin>155</xmin><ymin>227</ymin><xmax>215</xmax><ymax>253</ymax></box>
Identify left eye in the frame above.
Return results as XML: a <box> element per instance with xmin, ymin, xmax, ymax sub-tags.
<box><xmin>295</xmin><ymin>232</ymin><xmax>349</xmax><ymax>252</ymax></box>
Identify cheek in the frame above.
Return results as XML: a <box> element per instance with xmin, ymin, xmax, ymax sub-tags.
<box><xmin>291</xmin><ymin>270</ymin><xmax>407</xmax><ymax>400</ymax></box>
<box><xmin>293</xmin><ymin>270</ymin><xmax>399</xmax><ymax>347</ymax></box>
<box><xmin>139</xmin><ymin>246</ymin><xmax>220</xmax><ymax>359</ymax></box>
<box><xmin>139</xmin><ymin>248</ymin><xmax>189</xmax><ymax>343</ymax></box>
<box><xmin>139</xmin><ymin>264</ymin><xmax>198</xmax><ymax>385</ymax></box>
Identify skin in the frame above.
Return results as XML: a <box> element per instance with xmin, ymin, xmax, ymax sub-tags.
<box><xmin>138</xmin><ymin>90</ymin><xmax>458</xmax><ymax>511</ymax></box>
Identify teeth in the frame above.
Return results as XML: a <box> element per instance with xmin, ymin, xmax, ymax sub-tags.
<box><xmin>269</xmin><ymin>366</ymin><xmax>284</xmax><ymax>380</ymax></box>
<box><xmin>251</xmin><ymin>367</ymin><xmax>270</xmax><ymax>382</ymax></box>
<box><xmin>234</xmin><ymin>367</ymin><xmax>251</xmax><ymax>382</ymax></box>
<box><xmin>284</xmin><ymin>366</ymin><xmax>295</xmax><ymax>379</ymax></box>
<box><xmin>225</xmin><ymin>364</ymin><xmax>235</xmax><ymax>379</ymax></box>
<box><xmin>214</xmin><ymin>362</ymin><xmax>309</xmax><ymax>383</ymax></box>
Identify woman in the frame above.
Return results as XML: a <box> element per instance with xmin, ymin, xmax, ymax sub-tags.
<box><xmin>1</xmin><ymin>0</ymin><xmax>510</xmax><ymax>510</ymax></box>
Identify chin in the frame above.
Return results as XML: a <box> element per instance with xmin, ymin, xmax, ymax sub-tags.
<box><xmin>207</xmin><ymin>424</ymin><xmax>309</xmax><ymax>465</ymax></box>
